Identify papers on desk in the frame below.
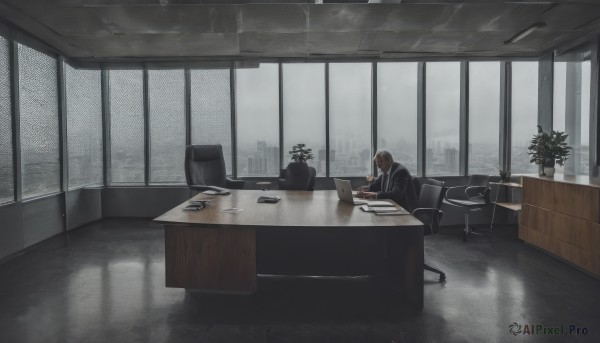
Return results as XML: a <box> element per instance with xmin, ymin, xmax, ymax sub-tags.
<box><xmin>360</xmin><ymin>205</ymin><xmax>410</xmax><ymax>215</ymax></box>
<box><xmin>202</xmin><ymin>189</ymin><xmax>230</xmax><ymax>195</ymax></box>
<box><xmin>366</xmin><ymin>200</ymin><xmax>395</xmax><ymax>207</ymax></box>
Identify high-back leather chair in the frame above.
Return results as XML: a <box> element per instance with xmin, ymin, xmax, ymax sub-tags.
<box><xmin>278</xmin><ymin>166</ymin><xmax>316</xmax><ymax>191</ymax></box>
<box><xmin>412</xmin><ymin>177</ymin><xmax>447</xmax><ymax>282</ymax></box>
<box><xmin>184</xmin><ymin>145</ymin><xmax>245</xmax><ymax>193</ymax></box>
<box><xmin>443</xmin><ymin>174</ymin><xmax>491</xmax><ymax>242</ymax></box>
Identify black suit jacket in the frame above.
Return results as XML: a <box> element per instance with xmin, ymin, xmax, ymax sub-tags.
<box><xmin>368</xmin><ymin>162</ymin><xmax>418</xmax><ymax>212</ymax></box>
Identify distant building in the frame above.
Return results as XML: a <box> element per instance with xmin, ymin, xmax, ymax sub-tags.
<box><xmin>248</xmin><ymin>157</ymin><xmax>267</xmax><ymax>175</ymax></box>
<box><xmin>445</xmin><ymin>147</ymin><xmax>458</xmax><ymax>172</ymax></box>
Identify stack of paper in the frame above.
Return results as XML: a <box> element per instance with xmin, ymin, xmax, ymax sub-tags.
<box><xmin>360</xmin><ymin>205</ymin><xmax>410</xmax><ymax>215</ymax></box>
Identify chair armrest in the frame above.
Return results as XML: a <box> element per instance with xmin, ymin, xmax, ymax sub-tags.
<box><xmin>465</xmin><ymin>186</ymin><xmax>488</xmax><ymax>198</ymax></box>
<box><xmin>444</xmin><ymin>185</ymin><xmax>468</xmax><ymax>200</ymax></box>
<box><xmin>226</xmin><ymin>178</ymin><xmax>245</xmax><ymax>190</ymax></box>
<box><xmin>189</xmin><ymin>185</ymin><xmax>226</xmax><ymax>192</ymax></box>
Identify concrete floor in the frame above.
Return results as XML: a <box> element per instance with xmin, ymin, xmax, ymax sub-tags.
<box><xmin>0</xmin><ymin>219</ymin><xmax>599</xmax><ymax>343</ymax></box>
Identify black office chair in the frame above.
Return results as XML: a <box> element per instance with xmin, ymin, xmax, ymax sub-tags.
<box><xmin>443</xmin><ymin>174</ymin><xmax>491</xmax><ymax>242</ymax></box>
<box><xmin>278</xmin><ymin>165</ymin><xmax>316</xmax><ymax>191</ymax></box>
<box><xmin>411</xmin><ymin>178</ymin><xmax>447</xmax><ymax>283</ymax></box>
<box><xmin>184</xmin><ymin>145</ymin><xmax>245</xmax><ymax>194</ymax></box>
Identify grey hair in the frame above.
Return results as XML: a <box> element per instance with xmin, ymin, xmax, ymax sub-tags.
<box><xmin>374</xmin><ymin>149</ymin><xmax>393</xmax><ymax>162</ymax></box>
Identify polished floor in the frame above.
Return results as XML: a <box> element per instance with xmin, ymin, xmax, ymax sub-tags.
<box><xmin>0</xmin><ymin>219</ymin><xmax>599</xmax><ymax>343</ymax></box>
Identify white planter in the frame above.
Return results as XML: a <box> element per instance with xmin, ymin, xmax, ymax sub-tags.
<box><xmin>544</xmin><ymin>167</ymin><xmax>555</xmax><ymax>177</ymax></box>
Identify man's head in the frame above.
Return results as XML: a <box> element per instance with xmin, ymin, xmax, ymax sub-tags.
<box><xmin>373</xmin><ymin>150</ymin><xmax>393</xmax><ymax>173</ymax></box>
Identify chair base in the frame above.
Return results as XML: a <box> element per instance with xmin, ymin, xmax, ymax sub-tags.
<box><xmin>463</xmin><ymin>225</ymin><xmax>492</xmax><ymax>242</ymax></box>
<box><xmin>424</xmin><ymin>263</ymin><xmax>446</xmax><ymax>283</ymax></box>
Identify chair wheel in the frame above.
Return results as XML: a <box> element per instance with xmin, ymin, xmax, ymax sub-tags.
<box><xmin>439</xmin><ymin>274</ymin><xmax>446</xmax><ymax>283</ymax></box>
<box><xmin>462</xmin><ymin>231</ymin><xmax>468</xmax><ymax>242</ymax></box>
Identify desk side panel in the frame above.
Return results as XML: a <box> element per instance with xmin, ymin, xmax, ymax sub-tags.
<box><xmin>165</xmin><ymin>225</ymin><xmax>256</xmax><ymax>292</ymax></box>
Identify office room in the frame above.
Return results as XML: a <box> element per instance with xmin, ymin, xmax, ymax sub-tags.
<box><xmin>0</xmin><ymin>0</ymin><xmax>600</xmax><ymax>342</ymax></box>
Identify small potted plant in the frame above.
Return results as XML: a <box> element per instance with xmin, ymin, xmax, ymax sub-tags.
<box><xmin>528</xmin><ymin>127</ymin><xmax>571</xmax><ymax>177</ymax></box>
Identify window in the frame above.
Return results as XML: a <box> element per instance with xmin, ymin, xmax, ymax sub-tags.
<box><xmin>191</xmin><ymin>69</ymin><xmax>232</xmax><ymax>174</ymax></box>
<box><xmin>148</xmin><ymin>69</ymin><xmax>186</xmax><ymax>183</ymax></box>
<box><xmin>0</xmin><ymin>36</ymin><xmax>12</xmax><ymax>203</ymax></box>
<box><xmin>109</xmin><ymin>68</ymin><xmax>145</xmax><ymax>184</ymax></box>
<box><xmin>425</xmin><ymin>62</ymin><xmax>460</xmax><ymax>176</ymax></box>
<box><xmin>235</xmin><ymin>63</ymin><xmax>279</xmax><ymax>176</ymax></box>
<box><xmin>469</xmin><ymin>62</ymin><xmax>500</xmax><ymax>175</ymax></box>
<box><xmin>511</xmin><ymin>62</ymin><xmax>539</xmax><ymax>174</ymax></box>
<box><xmin>377</xmin><ymin>62</ymin><xmax>418</xmax><ymax>175</ymax></box>
<box><xmin>329</xmin><ymin>63</ymin><xmax>372</xmax><ymax>176</ymax></box>
<box><xmin>65</xmin><ymin>64</ymin><xmax>103</xmax><ymax>189</ymax></box>
<box><xmin>282</xmin><ymin>63</ymin><xmax>326</xmax><ymax>176</ymax></box>
<box><xmin>18</xmin><ymin>44</ymin><xmax>60</xmax><ymax>198</ymax></box>
<box><xmin>553</xmin><ymin>60</ymin><xmax>591</xmax><ymax>175</ymax></box>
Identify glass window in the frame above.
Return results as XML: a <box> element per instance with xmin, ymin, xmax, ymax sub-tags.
<box><xmin>191</xmin><ymin>69</ymin><xmax>232</xmax><ymax>175</ymax></box>
<box><xmin>468</xmin><ymin>62</ymin><xmax>501</xmax><ymax>175</ymax></box>
<box><xmin>511</xmin><ymin>62</ymin><xmax>539</xmax><ymax>174</ymax></box>
<box><xmin>18</xmin><ymin>44</ymin><xmax>60</xmax><ymax>198</ymax></box>
<box><xmin>235</xmin><ymin>63</ymin><xmax>279</xmax><ymax>176</ymax></box>
<box><xmin>329</xmin><ymin>63</ymin><xmax>372</xmax><ymax>176</ymax></box>
<box><xmin>0</xmin><ymin>36</ymin><xmax>12</xmax><ymax>203</ymax></box>
<box><xmin>425</xmin><ymin>62</ymin><xmax>460</xmax><ymax>176</ymax></box>
<box><xmin>282</xmin><ymin>63</ymin><xmax>326</xmax><ymax>176</ymax></box>
<box><xmin>377</xmin><ymin>62</ymin><xmax>418</xmax><ymax>175</ymax></box>
<box><xmin>148</xmin><ymin>69</ymin><xmax>185</xmax><ymax>184</ymax></box>
<box><xmin>553</xmin><ymin>61</ymin><xmax>591</xmax><ymax>175</ymax></box>
<box><xmin>65</xmin><ymin>64</ymin><xmax>103</xmax><ymax>189</ymax></box>
<box><xmin>109</xmin><ymin>68</ymin><xmax>144</xmax><ymax>184</ymax></box>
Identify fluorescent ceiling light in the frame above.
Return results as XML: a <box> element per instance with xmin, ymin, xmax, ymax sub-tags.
<box><xmin>505</xmin><ymin>22</ymin><xmax>546</xmax><ymax>44</ymax></box>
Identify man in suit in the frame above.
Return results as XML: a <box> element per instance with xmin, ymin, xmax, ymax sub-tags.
<box><xmin>357</xmin><ymin>150</ymin><xmax>418</xmax><ymax>212</ymax></box>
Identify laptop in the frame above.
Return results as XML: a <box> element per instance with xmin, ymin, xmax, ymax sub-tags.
<box><xmin>334</xmin><ymin>178</ymin><xmax>368</xmax><ymax>205</ymax></box>
<box><xmin>334</xmin><ymin>178</ymin><xmax>400</xmax><ymax>206</ymax></box>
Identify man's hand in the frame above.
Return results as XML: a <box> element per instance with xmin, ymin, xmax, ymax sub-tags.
<box><xmin>356</xmin><ymin>185</ymin><xmax>369</xmax><ymax>192</ymax></box>
<box><xmin>356</xmin><ymin>191</ymin><xmax>377</xmax><ymax>199</ymax></box>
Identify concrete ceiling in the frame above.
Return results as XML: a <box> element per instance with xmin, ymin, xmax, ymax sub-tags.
<box><xmin>0</xmin><ymin>0</ymin><xmax>599</xmax><ymax>61</ymax></box>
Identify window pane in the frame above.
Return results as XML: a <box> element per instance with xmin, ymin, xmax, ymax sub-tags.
<box><xmin>18</xmin><ymin>44</ymin><xmax>60</xmax><ymax>198</ymax></box>
<box><xmin>0</xmin><ymin>36</ymin><xmax>12</xmax><ymax>203</ymax></box>
<box><xmin>65</xmin><ymin>64</ymin><xmax>103</xmax><ymax>189</ymax></box>
<box><xmin>553</xmin><ymin>61</ymin><xmax>591</xmax><ymax>175</ymax></box>
<box><xmin>191</xmin><ymin>69</ymin><xmax>232</xmax><ymax>175</ymax></box>
<box><xmin>148</xmin><ymin>69</ymin><xmax>185</xmax><ymax>183</ymax></box>
<box><xmin>329</xmin><ymin>63</ymin><xmax>372</xmax><ymax>176</ymax></box>
<box><xmin>425</xmin><ymin>62</ymin><xmax>460</xmax><ymax>176</ymax></box>
<box><xmin>377</xmin><ymin>62</ymin><xmax>418</xmax><ymax>175</ymax></box>
<box><xmin>282</xmin><ymin>63</ymin><xmax>326</xmax><ymax>176</ymax></box>
<box><xmin>469</xmin><ymin>62</ymin><xmax>500</xmax><ymax>175</ymax></box>
<box><xmin>511</xmin><ymin>62</ymin><xmax>539</xmax><ymax>174</ymax></box>
<box><xmin>235</xmin><ymin>63</ymin><xmax>279</xmax><ymax>176</ymax></box>
<box><xmin>109</xmin><ymin>68</ymin><xmax>144</xmax><ymax>184</ymax></box>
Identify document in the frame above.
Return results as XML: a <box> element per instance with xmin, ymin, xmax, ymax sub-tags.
<box><xmin>366</xmin><ymin>200</ymin><xmax>395</xmax><ymax>207</ymax></box>
<box><xmin>360</xmin><ymin>205</ymin><xmax>399</xmax><ymax>213</ymax></box>
<box><xmin>202</xmin><ymin>189</ymin><xmax>230</xmax><ymax>195</ymax></box>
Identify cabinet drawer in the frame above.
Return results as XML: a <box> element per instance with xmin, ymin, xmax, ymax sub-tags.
<box><xmin>552</xmin><ymin>212</ymin><xmax>593</xmax><ymax>250</ymax></box>
<box><xmin>526</xmin><ymin>227</ymin><xmax>554</xmax><ymax>253</ymax></box>
<box><xmin>522</xmin><ymin>177</ymin><xmax>554</xmax><ymax>210</ymax></box>
<box><xmin>554</xmin><ymin>182</ymin><xmax>600</xmax><ymax>223</ymax></box>
<box><xmin>521</xmin><ymin>204</ymin><xmax>553</xmax><ymax>235</ymax></box>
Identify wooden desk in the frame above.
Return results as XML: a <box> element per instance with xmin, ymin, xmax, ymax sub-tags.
<box><xmin>154</xmin><ymin>190</ymin><xmax>425</xmax><ymax>308</ymax></box>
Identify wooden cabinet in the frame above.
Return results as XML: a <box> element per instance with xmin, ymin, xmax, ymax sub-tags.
<box><xmin>520</xmin><ymin>175</ymin><xmax>600</xmax><ymax>278</ymax></box>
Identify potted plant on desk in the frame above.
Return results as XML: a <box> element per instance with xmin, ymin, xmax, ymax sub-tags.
<box><xmin>528</xmin><ymin>126</ymin><xmax>571</xmax><ymax>177</ymax></box>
